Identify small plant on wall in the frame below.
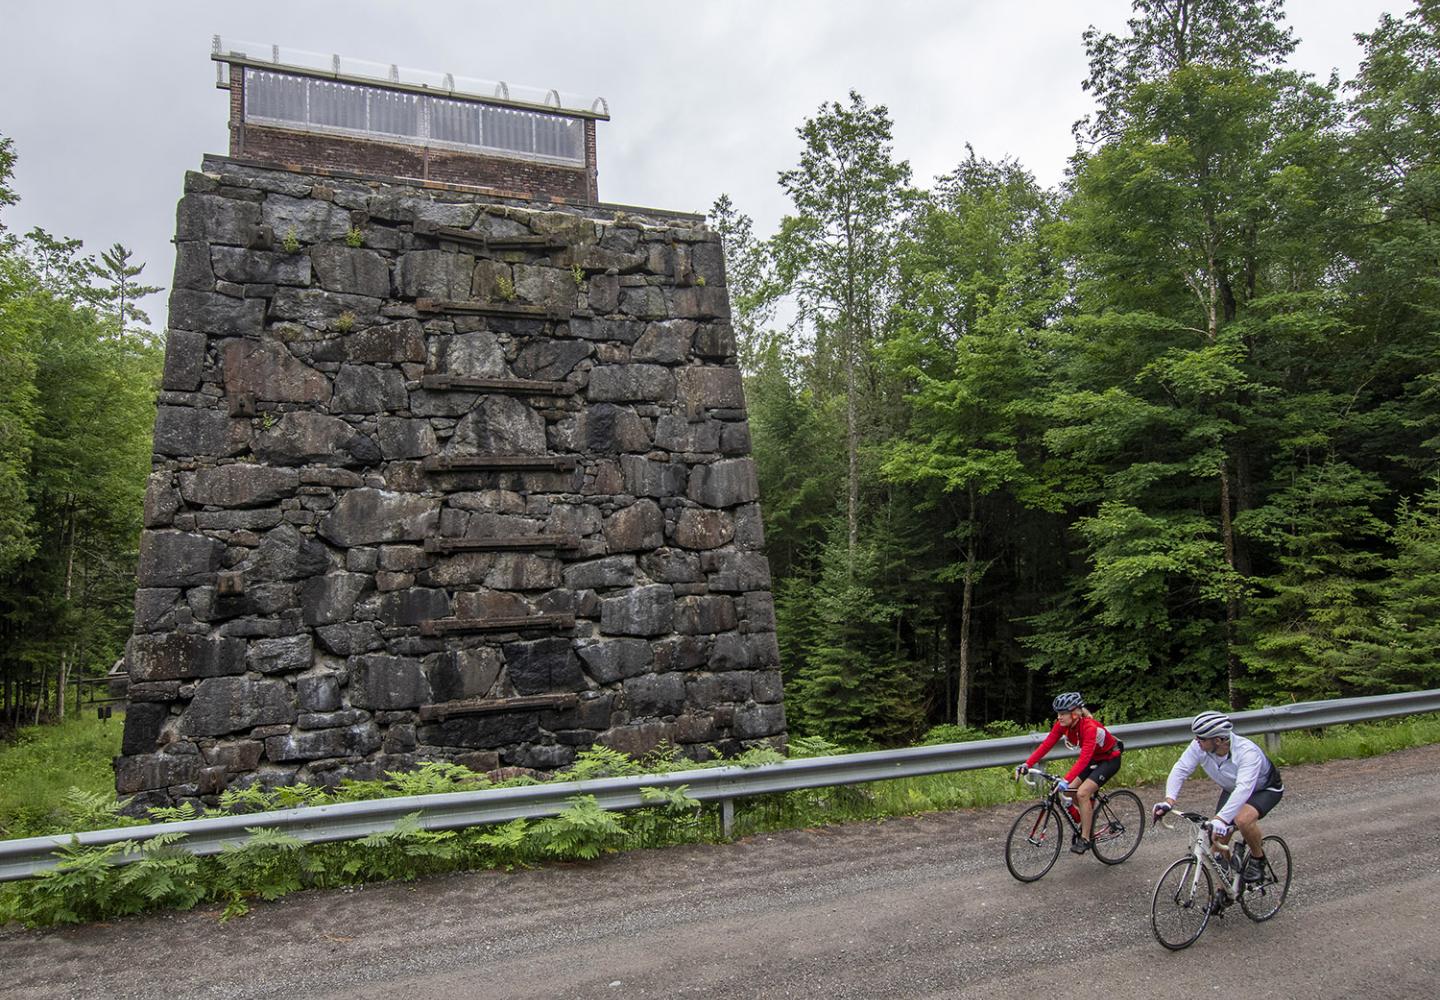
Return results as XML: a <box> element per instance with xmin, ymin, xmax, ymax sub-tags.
<box><xmin>335</xmin><ymin>311</ymin><xmax>356</xmax><ymax>333</ymax></box>
<box><xmin>571</xmin><ymin>264</ymin><xmax>585</xmax><ymax>287</ymax></box>
<box><xmin>345</xmin><ymin>226</ymin><xmax>364</xmax><ymax>248</ymax></box>
<box><xmin>281</xmin><ymin>227</ymin><xmax>301</xmax><ymax>253</ymax></box>
<box><xmin>495</xmin><ymin>274</ymin><xmax>517</xmax><ymax>302</ymax></box>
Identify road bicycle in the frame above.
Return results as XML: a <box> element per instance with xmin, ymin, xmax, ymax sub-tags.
<box><xmin>1004</xmin><ymin>768</ymin><xmax>1145</xmax><ymax>881</ymax></box>
<box><xmin>1149</xmin><ymin>809</ymin><xmax>1292</xmax><ymax>950</ymax></box>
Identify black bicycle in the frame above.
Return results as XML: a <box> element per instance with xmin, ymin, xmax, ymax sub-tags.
<box><xmin>1004</xmin><ymin>768</ymin><xmax>1145</xmax><ymax>881</ymax></box>
<box><xmin>1149</xmin><ymin>809</ymin><xmax>1293</xmax><ymax>950</ymax></box>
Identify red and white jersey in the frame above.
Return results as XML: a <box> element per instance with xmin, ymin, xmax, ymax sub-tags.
<box><xmin>1024</xmin><ymin>715</ymin><xmax>1121</xmax><ymax>784</ymax></box>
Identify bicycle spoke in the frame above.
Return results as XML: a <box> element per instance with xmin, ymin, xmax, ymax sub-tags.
<box><xmin>1151</xmin><ymin>857</ymin><xmax>1214</xmax><ymax>950</ymax></box>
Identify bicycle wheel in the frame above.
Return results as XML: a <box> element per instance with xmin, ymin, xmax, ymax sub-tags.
<box><xmin>1151</xmin><ymin>857</ymin><xmax>1214</xmax><ymax>950</ymax></box>
<box><xmin>1005</xmin><ymin>802</ymin><xmax>1064</xmax><ymax>882</ymax></box>
<box><xmin>1240</xmin><ymin>835</ymin><xmax>1292</xmax><ymax>922</ymax></box>
<box><xmin>1090</xmin><ymin>789</ymin><xmax>1145</xmax><ymax>865</ymax></box>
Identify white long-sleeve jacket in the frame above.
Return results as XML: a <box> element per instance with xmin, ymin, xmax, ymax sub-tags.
<box><xmin>1164</xmin><ymin>733</ymin><xmax>1283</xmax><ymax>824</ymax></box>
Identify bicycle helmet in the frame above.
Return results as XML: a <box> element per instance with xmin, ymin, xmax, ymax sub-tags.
<box><xmin>1191</xmin><ymin>710</ymin><xmax>1233</xmax><ymax>739</ymax></box>
<box><xmin>1052</xmin><ymin>691</ymin><xmax>1085</xmax><ymax>712</ymax></box>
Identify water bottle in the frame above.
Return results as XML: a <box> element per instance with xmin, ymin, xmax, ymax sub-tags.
<box><xmin>1061</xmin><ymin>794</ymin><xmax>1080</xmax><ymax>823</ymax></box>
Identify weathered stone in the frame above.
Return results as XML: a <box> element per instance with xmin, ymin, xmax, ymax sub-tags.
<box><xmin>173</xmin><ymin>241</ymin><xmax>215</xmax><ymax>291</ymax></box>
<box><xmin>180</xmin><ymin>464</ymin><xmax>299</xmax><ymax>508</ymax></box>
<box><xmin>345</xmin><ymin>319</ymin><xmax>427</xmax><ymax>363</ymax></box>
<box><xmin>179</xmin><ymin>677</ymin><xmax>296</xmax><ymax>736</ymax></box>
<box><xmin>252</xmin><ymin>412</ymin><xmax>357</xmax><ymax>465</ymax></box>
<box><xmin>318</xmin><ymin>489</ymin><xmax>440</xmax><ymax>546</ymax></box>
<box><xmin>377</xmin><ymin>587</ymin><xmax>451</xmax><ymax>626</ymax></box>
<box><xmin>153</xmin><ymin>406</ymin><xmax>244</xmax><ymax>457</ymax></box>
<box><xmin>687</xmin><ymin>458</ymin><xmax>760</xmax><ymax>508</ymax></box>
<box><xmin>485</xmin><ymin>553</ymin><xmax>562</xmax><ymax>590</ymax></box>
<box><xmin>679</xmin><ymin>367</ymin><xmax>745</xmax><ymax>411</ymax></box>
<box><xmin>350</xmin><ymin>654</ymin><xmax>432</xmax><ymax>710</ymax></box>
<box><xmin>418</xmin><ymin>552</ymin><xmax>496</xmax><ymax>587</ymax></box>
<box><xmin>641</xmin><ymin>548</ymin><xmax>703</xmax><ymax>584</ymax></box>
<box><xmin>623</xmin><ymin>673</ymin><xmax>686</xmax><ymax>716</ymax></box>
<box><xmin>332</xmin><ymin>364</ymin><xmax>407</xmax><ymax>413</ymax></box>
<box><xmin>247</xmin><ymin>635</ymin><xmax>314</xmax><ymax>675</ymax></box>
<box><xmin>446</xmin><ymin>396</ymin><xmax>546</xmax><ymax>455</ymax></box>
<box><xmin>241</xmin><ymin>523</ymin><xmax>331</xmax><ymax>581</ymax></box>
<box><xmin>315</xmin><ymin>622</ymin><xmax>383</xmax><ymax>655</ymax></box>
<box><xmin>114</xmin><ymin>753</ymin><xmax>203</xmax><ymax>794</ymax></box>
<box><xmin>513</xmin><ymin>263</ymin><xmax>575</xmax><ymax>310</ymax></box>
<box><xmin>266</xmin><ymin>724</ymin><xmax>381</xmax><ymax>762</ymax></box>
<box><xmin>687</xmin><ymin>672</ymin><xmax>752</xmax><ymax>705</ymax></box>
<box><xmin>600</xmin><ymin>584</ymin><xmax>674</xmax><ymax>637</ymax></box>
<box><xmin>562</xmin><ymin>555</ymin><xmax>636</xmax><ymax>590</ymax></box>
<box><xmin>432</xmin><ymin>330</ymin><xmax>507</xmax><ymax>377</ymax></box>
<box><xmin>211</xmin><ymin>246</ymin><xmax>312</xmax><ymax>286</ymax></box>
<box><xmin>710</xmin><ymin>632</ymin><xmax>755</xmax><ymax>672</ymax></box>
<box><xmin>691</xmin><ymin>243</ymin><xmax>725</xmax><ymax>287</ymax></box>
<box><xmin>596</xmin><ymin>721</ymin><xmax>673</xmax><ymax>757</ymax></box>
<box><xmin>587</xmin><ymin>364</ymin><xmax>675</xmax><ymax>402</ymax></box>
<box><xmin>602</xmin><ymin>500</ymin><xmax>663</xmax><ymax>552</ymax></box>
<box><xmin>675</xmin><ymin>595</ymin><xmax>738</xmax><ymax>635</ymax></box>
<box><xmin>143</xmin><ymin>472</ymin><xmax>182</xmax><ymax>529</ymax></box>
<box><xmin>704</xmin><ymin>549</ymin><xmax>773</xmax><ymax>592</ymax></box>
<box><xmin>202</xmin><ymin>740</ymin><xmax>264</xmax><ymax>771</ymax></box>
<box><xmin>133</xmin><ymin>588</ymin><xmax>181</xmax><ymax>632</ymax></box>
<box><xmin>168</xmin><ymin>289</ymin><xmax>266</xmax><ymax>337</ymax></box>
<box><xmin>269</xmin><ymin>287</ymin><xmax>380</xmax><ymax>327</ymax></box>
<box><xmin>734</xmin><ymin>703</ymin><xmax>786</xmax><ymax>739</ymax></box>
<box><xmin>396</xmin><ymin>250</ymin><xmax>474</xmax><ymax>299</ymax></box>
<box><xmin>298</xmin><ymin>673</ymin><xmax>342</xmax><ymax>711</ymax></box>
<box><xmin>310</xmin><ymin>245</ymin><xmax>389</xmax><ymax>297</ymax></box>
<box><xmin>673</xmin><ymin>509</ymin><xmax>734</xmax><ymax>550</ymax></box>
<box><xmin>633</xmin><ymin>321</ymin><xmax>694</xmax><ymax>364</ymax></box>
<box><xmin>587</xmin><ymin>273</ymin><xmax>619</xmax><ymax>313</ymax></box>
<box><xmin>121</xmin><ymin>702</ymin><xmax>169</xmax><ymax>756</ymax></box>
<box><xmin>513</xmin><ymin>339</ymin><xmax>590</xmax><ymax>381</ymax></box>
<box><xmin>619</xmin><ymin>286</ymin><xmax>667</xmax><ymax>319</ymax></box>
<box><xmin>417</xmin><ymin>712</ymin><xmax>539</xmax><ymax>749</ymax></box>
<box><xmin>162</xmin><ymin>329</ymin><xmax>206</xmax><ymax>392</ymax></box>
<box><xmin>577</xmin><ymin>639</ymin><xmax>653</xmax><ymax>683</ymax></box>
<box><xmin>752</xmin><ymin>669</ymin><xmax>784</xmax><ymax>703</ymax></box>
<box><xmin>137</xmin><ymin>530</ymin><xmax>225</xmax><ymax>587</ymax></box>
<box><xmin>221</xmin><ymin>338</ymin><xmax>333</xmax><ymax>403</ymax></box>
<box><xmin>582</xmin><ymin>404</ymin><xmax>651</xmax><ymax>454</ymax></box>
<box><xmin>673</xmin><ymin>285</ymin><xmax>731</xmax><ymax>320</ymax></box>
<box><xmin>503</xmin><ymin>637</ymin><xmax>586</xmax><ymax>695</ymax></box>
<box><xmin>426</xmin><ymin>648</ymin><xmax>503</xmax><ymax>702</ymax></box>
<box><xmin>569</xmin><ymin>317</ymin><xmax>645</xmax><ymax>344</ymax></box>
<box><xmin>299</xmin><ymin>572</ymin><xmax>371</xmax><ymax>626</ymax></box>
<box><xmin>693</xmin><ymin>322</ymin><xmax>736</xmax><ymax>359</ymax></box>
<box><xmin>176</xmin><ymin>193</ymin><xmax>262</xmax><ymax>245</ymax></box>
<box><xmin>263</xmin><ymin>194</ymin><xmax>351</xmax><ymax>243</ymax></box>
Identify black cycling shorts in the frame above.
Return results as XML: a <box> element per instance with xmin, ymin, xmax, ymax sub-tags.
<box><xmin>1077</xmin><ymin>755</ymin><xmax>1122</xmax><ymax>789</ymax></box>
<box><xmin>1215</xmin><ymin>784</ymin><xmax>1284</xmax><ymax>821</ymax></box>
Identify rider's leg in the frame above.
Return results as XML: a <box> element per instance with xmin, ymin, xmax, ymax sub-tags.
<box><xmin>1076</xmin><ymin>777</ymin><xmax>1099</xmax><ymax>841</ymax></box>
<box><xmin>1232</xmin><ymin>802</ymin><xmax>1263</xmax><ymax>859</ymax></box>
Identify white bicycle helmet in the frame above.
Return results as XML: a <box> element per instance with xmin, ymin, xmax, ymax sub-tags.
<box><xmin>1191</xmin><ymin>710</ymin><xmax>1233</xmax><ymax>739</ymax></box>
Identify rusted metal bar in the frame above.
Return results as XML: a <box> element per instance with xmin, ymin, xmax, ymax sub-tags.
<box><xmin>415</xmin><ymin>297</ymin><xmax>570</xmax><ymax>321</ymax></box>
<box><xmin>420</xmin><ymin>455</ymin><xmax>579</xmax><ymax>472</ymax></box>
<box><xmin>423</xmin><ymin>535</ymin><xmax>579</xmax><ymax>553</ymax></box>
<box><xmin>420</xmin><ymin>374</ymin><xmax>573</xmax><ymax>396</ymax></box>
<box><xmin>417</xmin><ymin>613</ymin><xmax>576</xmax><ymax>636</ymax></box>
<box><xmin>418</xmin><ymin>693</ymin><xmax>578</xmax><ymax>722</ymax></box>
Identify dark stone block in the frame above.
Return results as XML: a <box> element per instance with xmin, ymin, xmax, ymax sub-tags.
<box><xmin>252</xmin><ymin>411</ymin><xmax>358</xmax><ymax>465</ymax></box>
<box><xmin>562</xmin><ymin>556</ymin><xmax>636</xmax><ymax>590</ymax></box>
<box><xmin>266</xmin><ymin>723</ymin><xmax>381</xmax><ymax>761</ymax></box>
<box><xmin>508</xmin><ymin>743</ymin><xmax>575</xmax><ymax>769</ymax></box>
<box><xmin>315</xmin><ymin>622</ymin><xmax>383</xmax><ymax>655</ymax></box>
<box><xmin>168</xmin><ymin>289</ymin><xmax>266</xmax><ymax>337</ymax></box>
<box><xmin>127</xmin><ymin>632</ymin><xmax>246</xmax><ymax>683</ymax></box>
<box><xmin>395</xmin><ymin>249</ymin><xmax>474</xmax><ymax>298</ymax></box>
<box><xmin>121</xmin><ymin>702</ymin><xmax>169</xmax><ymax>755</ymax></box>
<box><xmin>180</xmin><ymin>464</ymin><xmax>299</xmax><ymax>508</ymax></box>
<box><xmin>346</xmin><ymin>319</ymin><xmax>427</xmax><ymax>364</ymax></box>
<box><xmin>753</xmin><ymin>669</ymin><xmax>784</xmax><ymax>703</ymax></box>
<box><xmin>676</xmin><ymin>595</ymin><xmax>737</xmax><ymax>635</ymax></box>
<box><xmin>310</xmin><ymin>245</ymin><xmax>389</xmax><ymax>297</ymax></box>
<box><xmin>654</xmin><ymin>636</ymin><xmax>709</xmax><ymax>672</ymax></box>
<box><xmin>641</xmin><ymin>549</ymin><xmax>703</xmax><ymax>584</ymax></box>
<box><xmin>173</xmin><ymin>242</ymin><xmax>215</xmax><ymax>291</ymax></box>
<box><xmin>179</xmin><ymin>677</ymin><xmax>296</xmax><ymax>736</ymax></box>
<box><xmin>378</xmin><ymin>587</ymin><xmax>451</xmax><ymax>627</ymax></box>
<box><xmin>175</xmin><ymin>193</ymin><xmax>261</xmax><ymax>245</ymax></box>
<box><xmin>687</xmin><ymin>459</ymin><xmax>760</xmax><ymax>508</ymax></box>
<box><xmin>602</xmin><ymin>500</ymin><xmax>663</xmax><ymax>553</ymax></box>
<box><xmin>577</xmin><ymin>639</ymin><xmax>653</xmax><ymax>683</ymax></box>
<box><xmin>247</xmin><ymin>634</ymin><xmax>314</xmax><ymax>675</ymax></box>
<box><xmin>133</xmin><ymin>588</ymin><xmax>181</xmax><ymax>632</ymax></box>
<box><xmin>704</xmin><ymin>550</ymin><xmax>773</xmax><ymax>592</ymax></box>
<box><xmin>162</xmin><ymin>329</ymin><xmax>207</xmax><ymax>392</ymax></box>
<box><xmin>620</xmin><ymin>455</ymin><xmax>688</xmax><ymax>498</ymax></box>
<box><xmin>114</xmin><ymin>753</ymin><xmax>203</xmax><ymax>794</ymax></box>
<box><xmin>425</xmin><ymin>648</ymin><xmax>502</xmax><ymax>701</ymax></box>
<box><xmin>633</xmin><ymin>321</ymin><xmax>694</xmax><ymax>364</ymax></box>
<box><xmin>417</xmin><ymin>712</ymin><xmax>540</xmax><ymax>749</ymax></box>
<box><xmin>211</xmin><ymin>246</ymin><xmax>312</xmax><ymax>286</ymax></box>
<box><xmin>333</xmin><ymin>364</ymin><xmax>408</xmax><ymax>413</ymax></box>
<box><xmin>503</xmin><ymin>637</ymin><xmax>586</xmax><ymax>694</ymax></box>
<box><xmin>734</xmin><ymin>703</ymin><xmax>786</xmax><ymax>739</ymax></box>
<box><xmin>296</xmin><ymin>709</ymin><xmax>370</xmax><ymax>730</ymax></box>
<box><xmin>242</xmin><ymin>524</ymin><xmax>331</xmax><ymax>581</ymax></box>
<box><xmin>513</xmin><ymin>339</ymin><xmax>591</xmax><ymax>381</ymax></box>
<box><xmin>318</xmin><ymin>489</ymin><xmax>440</xmax><ymax>546</ymax></box>
<box><xmin>672</xmin><ymin>509</ymin><xmax>734</xmax><ymax>550</ymax></box>
<box><xmin>600</xmin><ymin>584</ymin><xmax>674</xmax><ymax>637</ymax></box>
<box><xmin>301</xmin><ymin>572</ymin><xmax>373</xmax><ymax>626</ymax></box>
<box><xmin>623</xmin><ymin>672</ymin><xmax>687</xmax><ymax>717</ymax></box>
<box><xmin>587</xmin><ymin>364</ymin><xmax>675</xmax><ymax>402</ymax></box>
<box><xmin>582</xmin><ymin>403</ymin><xmax>651</xmax><ymax>454</ymax></box>
<box><xmin>298</xmin><ymin>673</ymin><xmax>342</xmax><ymax>711</ymax></box>
<box><xmin>350</xmin><ymin>654</ymin><xmax>432</xmax><ymax>709</ymax></box>
<box><xmin>693</xmin><ymin>322</ymin><xmax>737</xmax><ymax>360</ymax></box>
<box><xmin>221</xmin><ymin>338</ymin><xmax>332</xmax><ymax>404</ymax></box>
<box><xmin>153</xmin><ymin>406</ymin><xmax>243</xmax><ymax>457</ymax></box>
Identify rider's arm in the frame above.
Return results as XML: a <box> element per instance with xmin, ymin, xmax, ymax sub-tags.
<box><xmin>1062</xmin><ymin>718</ymin><xmax>1097</xmax><ymax>784</ymax></box>
<box><xmin>1215</xmin><ymin>739</ymin><xmax>1264</xmax><ymax>825</ymax></box>
<box><xmin>1023</xmin><ymin>721</ymin><xmax>1063</xmax><ymax>769</ymax></box>
<box><xmin>1164</xmin><ymin>741</ymin><xmax>1203</xmax><ymax>802</ymax></box>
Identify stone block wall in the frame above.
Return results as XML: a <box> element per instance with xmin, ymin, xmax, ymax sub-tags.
<box><xmin>117</xmin><ymin>155</ymin><xmax>783</xmax><ymax>808</ymax></box>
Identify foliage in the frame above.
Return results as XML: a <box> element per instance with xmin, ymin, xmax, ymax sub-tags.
<box><xmin>495</xmin><ymin>273</ymin><xmax>516</xmax><ymax>302</ymax></box>
<box><xmin>345</xmin><ymin>226</ymin><xmax>364</xmax><ymax>248</ymax></box>
<box><xmin>281</xmin><ymin>226</ymin><xmax>300</xmax><ymax>253</ymax></box>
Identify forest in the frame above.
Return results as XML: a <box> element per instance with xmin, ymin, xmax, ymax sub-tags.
<box><xmin>716</xmin><ymin>0</ymin><xmax>1440</xmax><ymax>745</ymax></box>
<box><xmin>1</xmin><ymin>0</ymin><xmax>1437</xmax><ymax>749</ymax></box>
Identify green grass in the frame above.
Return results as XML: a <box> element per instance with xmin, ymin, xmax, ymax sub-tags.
<box><xmin>1</xmin><ymin>712</ymin><xmax>1437</xmax><ymax>929</ymax></box>
<box><xmin>0</xmin><ymin>712</ymin><xmax>125</xmax><ymax>840</ymax></box>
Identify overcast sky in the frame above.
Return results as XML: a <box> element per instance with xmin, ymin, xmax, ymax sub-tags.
<box><xmin>0</xmin><ymin>0</ymin><xmax>1411</xmax><ymax>329</ymax></box>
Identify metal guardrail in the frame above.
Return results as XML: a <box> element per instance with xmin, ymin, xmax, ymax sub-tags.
<box><xmin>2</xmin><ymin>688</ymin><xmax>1437</xmax><ymax>882</ymax></box>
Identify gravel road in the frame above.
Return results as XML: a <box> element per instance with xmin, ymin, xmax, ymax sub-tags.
<box><xmin>5</xmin><ymin>743</ymin><xmax>1438</xmax><ymax>1000</ymax></box>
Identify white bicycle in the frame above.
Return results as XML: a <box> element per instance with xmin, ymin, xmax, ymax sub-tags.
<box><xmin>1149</xmin><ymin>809</ymin><xmax>1292</xmax><ymax>950</ymax></box>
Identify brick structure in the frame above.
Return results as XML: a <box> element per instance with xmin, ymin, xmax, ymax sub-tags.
<box><xmin>115</xmin><ymin>151</ymin><xmax>784</xmax><ymax>809</ymax></box>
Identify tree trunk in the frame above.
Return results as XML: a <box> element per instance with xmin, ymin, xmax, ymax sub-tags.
<box><xmin>845</xmin><ymin>316</ymin><xmax>858</xmax><ymax>574</ymax></box>
<box><xmin>57</xmin><ymin>507</ymin><xmax>78</xmax><ymax>721</ymax></box>
<box><xmin>956</xmin><ymin>491</ymin><xmax>978</xmax><ymax>728</ymax></box>
<box><xmin>1218</xmin><ymin>458</ymin><xmax>1243</xmax><ymax>709</ymax></box>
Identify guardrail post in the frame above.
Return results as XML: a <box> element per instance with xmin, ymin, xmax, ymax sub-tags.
<box><xmin>721</xmin><ymin>797</ymin><xmax>734</xmax><ymax>840</ymax></box>
<box><xmin>1264</xmin><ymin>731</ymin><xmax>1281</xmax><ymax>755</ymax></box>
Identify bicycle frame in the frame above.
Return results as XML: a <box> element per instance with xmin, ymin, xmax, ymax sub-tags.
<box><xmin>1159</xmin><ymin>810</ymin><xmax>1246</xmax><ymax>902</ymax></box>
<box><xmin>1020</xmin><ymin>769</ymin><xmax>1085</xmax><ymax>836</ymax></box>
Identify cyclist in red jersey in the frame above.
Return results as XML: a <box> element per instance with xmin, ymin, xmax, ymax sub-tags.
<box><xmin>1014</xmin><ymin>692</ymin><xmax>1124</xmax><ymax>854</ymax></box>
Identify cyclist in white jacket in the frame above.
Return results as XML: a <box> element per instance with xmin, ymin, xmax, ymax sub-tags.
<box><xmin>1152</xmin><ymin>711</ymin><xmax>1284</xmax><ymax>884</ymax></box>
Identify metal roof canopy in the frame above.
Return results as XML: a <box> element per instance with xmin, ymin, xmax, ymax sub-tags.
<box><xmin>212</xmin><ymin>37</ymin><xmax>611</xmax><ymax>121</ymax></box>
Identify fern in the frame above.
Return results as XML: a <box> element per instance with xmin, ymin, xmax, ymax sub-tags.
<box><xmin>383</xmin><ymin>761</ymin><xmax>489</xmax><ymax>797</ymax></box>
<box><xmin>57</xmin><ymin>788</ymin><xmax>136</xmax><ymax>831</ymax></box>
<box><xmin>733</xmin><ymin>746</ymin><xmax>786</xmax><ymax>768</ymax></box>
<box><xmin>529</xmin><ymin>795</ymin><xmax>626</xmax><ymax>860</ymax></box>
<box><xmin>212</xmin><ymin>827</ymin><xmax>319</xmax><ymax>917</ymax></box>
<box><xmin>560</xmin><ymin>745</ymin><xmax>644</xmax><ymax>781</ymax></box>
<box><xmin>788</xmin><ymin>735</ymin><xmax>847</xmax><ymax>759</ymax></box>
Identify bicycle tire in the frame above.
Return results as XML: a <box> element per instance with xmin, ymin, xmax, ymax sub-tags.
<box><xmin>1090</xmin><ymin>788</ymin><xmax>1145</xmax><ymax>865</ymax></box>
<box><xmin>1240</xmin><ymin>835</ymin><xmax>1292</xmax><ymax>922</ymax></box>
<box><xmin>1005</xmin><ymin>802</ymin><xmax>1064</xmax><ymax>882</ymax></box>
<box><xmin>1151</xmin><ymin>856</ymin><xmax>1214</xmax><ymax>950</ymax></box>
